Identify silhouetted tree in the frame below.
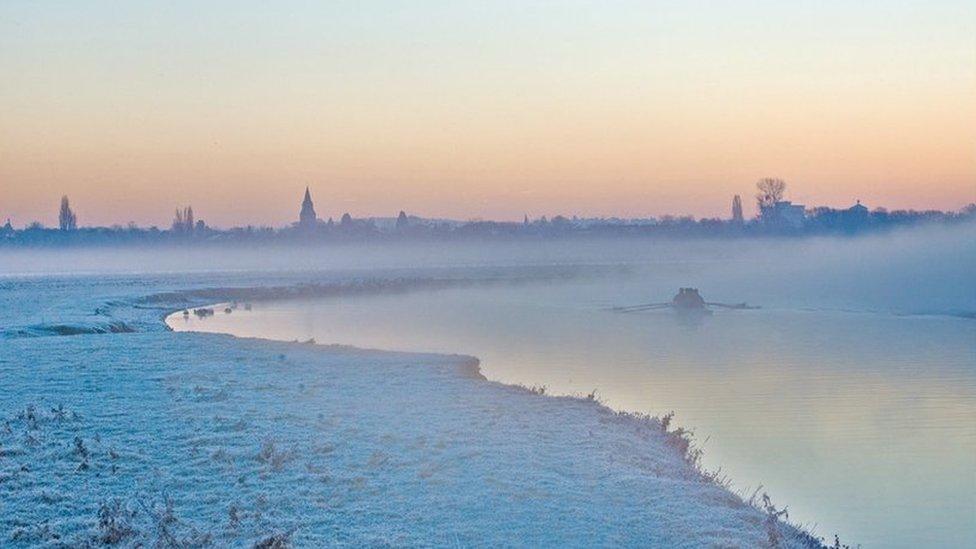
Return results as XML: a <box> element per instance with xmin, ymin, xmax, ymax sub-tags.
<box><xmin>396</xmin><ymin>210</ymin><xmax>409</xmax><ymax>230</ymax></box>
<box><xmin>731</xmin><ymin>195</ymin><xmax>744</xmax><ymax>223</ymax></box>
<box><xmin>755</xmin><ymin>178</ymin><xmax>786</xmax><ymax>213</ymax></box>
<box><xmin>550</xmin><ymin>215</ymin><xmax>571</xmax><ymax>229</ymax></box>
<box><xmin>58</xmin><ymin>195</ymin><xmax>77</xmax><ymax>231</ymax></box>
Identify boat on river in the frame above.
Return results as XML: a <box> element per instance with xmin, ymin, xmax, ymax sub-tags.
<box><xmin>612</xmin><ymin>288</ymin><xmax>758</xmax><ymax>315</ymax></box>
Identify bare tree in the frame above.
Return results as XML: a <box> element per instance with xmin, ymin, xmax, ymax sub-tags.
<box><xmin>755</xmin><ymin>178</ymin><xmax>786</xmax><ymax>212</ymax></box>
<box><xmin>59</xmin><ymin>195</ymin><xmax>77</xmax><ymax>231</ymax></box>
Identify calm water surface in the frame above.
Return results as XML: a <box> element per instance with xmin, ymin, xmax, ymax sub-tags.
<box><xmin>174</xmin><ymin>266</ymin><xmax>976</xmax><ymax>548</ymax></box>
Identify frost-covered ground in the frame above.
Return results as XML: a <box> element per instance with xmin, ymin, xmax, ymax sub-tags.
<box><xmin>0</xmin><ymin>270</ymin><xmax>822</xmax><ymax>547</ymax></box>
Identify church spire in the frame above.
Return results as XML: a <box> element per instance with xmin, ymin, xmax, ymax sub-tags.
<box><xmin>299</xmin><ymin>186</ymin><xmax>317</xmax><ymax>231</ymax></box>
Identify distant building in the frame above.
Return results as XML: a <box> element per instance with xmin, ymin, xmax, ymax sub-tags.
<box><xmin>298</xmin><ymin>187</ymin><xmax>317</xmax><ymax>231</ymax></box>
<box><xmin>842</xmin><ymin>199</ymin><xmax>870</xmax><ymax>231</ymax></box>
<box><xmin>762</xmin><ymin>200</ymin><xmax>806</xmax><ymax>228</ymax></box>
<box><xmin>847</xmin><ymin>200</ymin><xmax>868</xmax><ymax>216</ymax></box>
<box><xmin>172</xmin><ymin>206</ymin><xmax>194</xmax><ymax>234</ymax></box>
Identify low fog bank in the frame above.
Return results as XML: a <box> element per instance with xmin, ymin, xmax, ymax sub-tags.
<box><xmin>1</xmin><ymin>221</ymin><xmax>972</xmax><ymax>316</ymax></box>
<box><xmin>687</xmin><ymin>221</ymin><xmax>976</xmax><ymax>316</ymax></box>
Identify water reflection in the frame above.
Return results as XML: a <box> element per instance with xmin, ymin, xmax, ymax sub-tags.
<box><xmin>174</xmin><ymin>273</ymin><xmax>976</xmax><ymax>548</ymax></box>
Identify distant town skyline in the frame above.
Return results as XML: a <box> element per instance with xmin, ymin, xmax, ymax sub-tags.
<box><xmin>2</xmin><ymin>183</ymin><xmax>972</xmax><ymax>232</ymax></box>
<box><xmin>2</xmin><ymin>1</ymin><xmax>974</xmax><ymax>227</ymax></box>
<box><xmin>3</xmin><ymin>182</ymin><xmax>970</xmax><ymax>248</ymax></box>
<box><xmin>2</xmin><ymin>180</ymin><xmax>973</xmax><ymax>229</ymax></box>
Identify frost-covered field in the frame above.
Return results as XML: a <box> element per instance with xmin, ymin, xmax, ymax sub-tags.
<box><xmin>0</xmin><ymin>270</ymin><xmax>821</xmax><ymax>547</ymax></box>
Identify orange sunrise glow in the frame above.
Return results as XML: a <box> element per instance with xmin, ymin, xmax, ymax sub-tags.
<box><xmin>1</xmin><ymin>2</ymin><xmax>973</xmax><ymax>227</ymax></box>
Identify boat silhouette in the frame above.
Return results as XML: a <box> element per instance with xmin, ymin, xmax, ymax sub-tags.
<box><xmin>612</xmin><ymin>288</ymin><xmax>759</xmax><ymax>314</ymax></box>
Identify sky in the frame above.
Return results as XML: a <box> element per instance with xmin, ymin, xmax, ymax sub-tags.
<box><xmin>1</xmin><ymin>1</ymin><xmax>974</xmax><ymax>227</ymax></box>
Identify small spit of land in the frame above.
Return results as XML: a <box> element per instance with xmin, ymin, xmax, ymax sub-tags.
<box><xmin>0</xmin><ymin>270</ymin><xmax>824</xmax><ymax>547</ymax></box>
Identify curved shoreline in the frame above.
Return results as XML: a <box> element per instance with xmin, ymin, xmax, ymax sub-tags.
<box><xmin>160</xmin><ymin>292</ymin><xmax>828</xmax><ymax>548</ymax></box>
<box><xmin>1</xmin><ymin>274</ymin><xmax>831</xmax><ymax>547</ymax></box>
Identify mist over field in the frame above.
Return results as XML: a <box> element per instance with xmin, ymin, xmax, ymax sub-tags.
<box><xmin>3</xmin><ymin>221</ymin><xmax>974</xmax><ymax>317</ymax></box>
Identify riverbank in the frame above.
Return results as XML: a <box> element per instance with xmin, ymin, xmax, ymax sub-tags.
<box><xmin>0</xmin><ymin>271</ymin><xmax>824</xmax><ymax>547</ymax></box>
